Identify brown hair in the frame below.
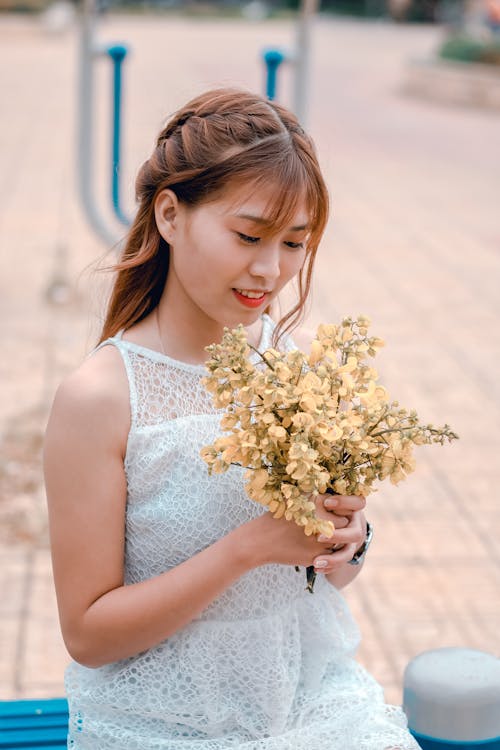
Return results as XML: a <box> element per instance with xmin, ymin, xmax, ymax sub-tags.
<box><xmin>99</xmin><ymin>88</ymin><xmax>329</xmax><ymax>346</ymax></box>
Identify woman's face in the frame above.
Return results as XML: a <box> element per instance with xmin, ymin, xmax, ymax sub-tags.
<box><xmin>157</xmin><ymin>183</ymin><xmax>310</xmax><ymax>331</ymax></box>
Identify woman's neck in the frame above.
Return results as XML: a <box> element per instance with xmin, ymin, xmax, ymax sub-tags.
<box><xmin>152</xmin><ymin>300</ymin><xmax>263</xmax><ymax>365</ymax></box>
<box><xmin>142</xmin><ymin>266</ymin><xmax>265</xmax><ymax>363</ymax></box>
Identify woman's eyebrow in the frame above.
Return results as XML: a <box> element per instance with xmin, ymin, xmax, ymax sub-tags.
<box><xmin>234</xmin><ymin>213</ymin><xmax>308</xmax><ymax>231</ymax></box>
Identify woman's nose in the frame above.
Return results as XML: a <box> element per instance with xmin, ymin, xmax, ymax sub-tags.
<box><xmin>248</xmin><ymin>243</ymin><xmax>281</xmax><ymax>282</ymax></box>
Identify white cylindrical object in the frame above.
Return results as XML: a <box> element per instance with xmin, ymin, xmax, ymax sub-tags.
<box><xmin>403</xmin><ymin>647</ymin><xmax>500</xmax><ymax>743</ymax></box>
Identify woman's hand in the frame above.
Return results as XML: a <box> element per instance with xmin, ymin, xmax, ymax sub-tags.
<box><xmin>311</xmin><ymin>494</ymin><xmax>367</xmax><ymax>575</ymax></box>
<box><xmin>244</xmin><ymin>494</ymin><xmax>366</xmax><ymax>573</ymax></box>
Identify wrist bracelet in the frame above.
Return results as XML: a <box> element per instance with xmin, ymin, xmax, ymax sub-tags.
<box><xmin>348</xmin><ymin>522</ymin><xmax>373</xmax><ymax>566</ymax></box>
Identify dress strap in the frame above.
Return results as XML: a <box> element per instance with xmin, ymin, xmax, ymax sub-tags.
<box><xmin>87</xmin><ymin>334</ymin><xmax>138</xmax><ymax>429</ymax></box>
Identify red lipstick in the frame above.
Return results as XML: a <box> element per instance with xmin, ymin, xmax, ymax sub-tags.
<box><xmin>232</xmin><ymin>289</ymin><xmax>269</xmax><ymax>308</ymax></box>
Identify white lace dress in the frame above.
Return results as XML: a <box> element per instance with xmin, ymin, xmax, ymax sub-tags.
<box><xmin>65</xmin><ymin>314</ymin><xmax>419</xmax><ymax>750</ymax></box>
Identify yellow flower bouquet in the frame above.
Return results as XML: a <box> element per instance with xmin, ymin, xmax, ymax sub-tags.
<box><xmin>201</xmin><ymin>316</ymin><xmax>458</xmax><ymax>592</ymax></box>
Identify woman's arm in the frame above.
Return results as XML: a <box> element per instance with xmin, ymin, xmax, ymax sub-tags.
<box><xmin>44</xmin><ymin>347</ymin><xmax>260</xmax><ymax>668</ymax></box>
<box><xmin>45</xmin><ymin>347</ymin><xmax>340</xmax><ymax>669</ymax></box>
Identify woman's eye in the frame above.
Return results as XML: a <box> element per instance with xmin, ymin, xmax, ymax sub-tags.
<box><xmin>237</xmin><ymin>232</ymin><xmax>260</xmax><ymax>244</ymax></box>
<box><xmin>285</xmin><ymin>241</ymin><xmax>304</xmax><ymax>249</ymax></box>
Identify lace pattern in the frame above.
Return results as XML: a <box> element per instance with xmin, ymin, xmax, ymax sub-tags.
<box><xmin>66</xmin><ymin>315</ymin><xmax>419</xmax><ymax>749</ymax></box>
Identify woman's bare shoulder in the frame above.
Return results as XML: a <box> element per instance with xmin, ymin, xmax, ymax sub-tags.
<box><xmin>56</xmin><ymin>343</ymin><xmax>128</xmax><ymax>404</ymax></box>
<box><xmin>48</xmin><ymin>344</ymin><xmax>130</xmax><ymax>453</ymax></box>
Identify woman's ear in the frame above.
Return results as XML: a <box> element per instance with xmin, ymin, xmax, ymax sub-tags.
<box><xmin>154</xmin><ymin>189</ymin><xmax>179</xmax><ymax>245</ymax></box>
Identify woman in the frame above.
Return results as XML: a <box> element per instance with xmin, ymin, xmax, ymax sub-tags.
<box><xmin>44</xmin><ymin>88</ymin><xmax>419</xmax><ymax>749</ymax></box>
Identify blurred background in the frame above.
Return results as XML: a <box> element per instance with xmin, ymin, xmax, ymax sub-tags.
<box><xmin>0</xmin><ymin>0</ymin><xmax>499</xmax><ymax>707</ymax></box>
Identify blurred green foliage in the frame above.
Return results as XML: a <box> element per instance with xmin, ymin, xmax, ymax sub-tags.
<box><xmin>440</xmin><ymin>34</ymin><xmax>500</xmax><ymax>64</ymax></box>
<box><xmin>284</xmin><ymin>0</ymin><xmax>440</xmax><ymax>19</ymax></box>
<box><xmin>0</xmin><ymin>0</ymin><xmax>450</xmax><ymax>21</ymax></box>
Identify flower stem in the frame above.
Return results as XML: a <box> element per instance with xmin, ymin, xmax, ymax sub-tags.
<box><xmin>306</xmin><ymin>565</ymin><xmax>316</xmax><ymax>593</ymax></box>
<box><xmin>295</xmin><ymin>565</ymin><xmax>317</xmax><ymax>593</ymax></box>
<box><xmin>247</xmin><ymin>344</ymin><xmax>276</xmax><ymax>371</ymax></box>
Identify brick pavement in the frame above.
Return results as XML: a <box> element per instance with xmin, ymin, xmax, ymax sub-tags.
<box><xmin>0</xmin><ymin>12</ymin><xmax>499</xmax><ymax>708</ymax></box>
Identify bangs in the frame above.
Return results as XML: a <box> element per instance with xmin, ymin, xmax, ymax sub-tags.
<box><xmin>245</xmin><ymin>167</ymin><xmax>312</xmax><ymax>236</ymax></box>
<box><xmin>189</xmin><ymin>132</ymin><xmax>328</xmax><ymax>248</ymax></box>
<box><xmin>229</xmin><ymin>146</ymin><xmax>326</xmax><ymax>246</ymax></box>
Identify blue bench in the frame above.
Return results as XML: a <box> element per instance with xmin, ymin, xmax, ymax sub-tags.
<box><xmin>0</xmin><ymin>698</ymin><xmax>68</xmax><ymax>749</ymax></box>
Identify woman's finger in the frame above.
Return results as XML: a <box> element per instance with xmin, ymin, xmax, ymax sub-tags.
<box><xmin>314</xmin><ymin>510</ymin><xmax>366</xmax><ymax>570</ymax></box>
<box><xmin>313</xmin><ymin>495</ymin><xmax>350</xmax><ymax>528</ymax></box>
<box><xmin>313</xmin><ymin>542</ymin><xmax>358</xmax><ymax>572</ymax></box>
<box><xmin>323</xmin><ymin>494</ymin><xmax>366</xmax><ymax>513</ymax></box>
<box><xmin>329</xmin><ymin>514</ymin><xmax>350</xmax><ymax>529</ymax></box>
<box><xmin>319</xmin><ymin>525</ymin><xmax>364</xmax><ymax>547</ymax></box>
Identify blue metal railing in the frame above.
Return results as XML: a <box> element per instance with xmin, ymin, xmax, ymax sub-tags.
<box><xmin>107</xmin><ymin>43</ymin><xmax>130</xmax><ymax>227</ymax></box>
<box><xmin>263</xmin><ymin>48</ymin><xmax>287</xmax><ymax>101</ymax></box>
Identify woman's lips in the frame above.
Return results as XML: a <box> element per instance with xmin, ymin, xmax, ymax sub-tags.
<box><xmin>232</xmin><ymin>288</ymin><xmax>269</xmax><ymax>308</ymax></box>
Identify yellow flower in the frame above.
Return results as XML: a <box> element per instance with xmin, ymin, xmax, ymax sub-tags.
<box><xmin>238</xmin><ymin>386</ymin><xmax>254</xmax><ymax>406</ymax></box>
<box><xmin>268</xmin><ymin>425</ymin><xmax>288</xmax><ymax>441</ymax></box>
<box><xmin>374</xmin><ymin>385</ymin><xmax>388</xmax><ymax>401</ymax></box>
<box><xmin>220</xmin><ymin>412</ymin><xmax>239</xmax><ymax>431</ymax></box>
<box><xmin>333</xmin><ymin>478</ymin><xmax>348</xmax><ymax>494</ymax></box>
<box><xmin>286</xmin><ymin>460</ymin><xmax>309</xmax><ymax>481</ymax></box>
<box><xmin>298</xmin><ymin>393</ymin><xmax>318</xmax><ymax>413</ymax></box>
<box><xmin>302</xmin><ymin>370</ymin><xmax>322</xmax><ymax>390</ymax></box>
<box><xmin>337</xmin><ymin>356</ymin><xmax>358</xmax><ymax>374</ymax></box>
<box><xmin>308</xmin><ymin>339</ymin><xmax>324</xmax><ymax>366</ymax></box>
<box><xmin>357</xmin><ymin>380</ymin><xmax>376</xmax><ymax>404</ymax></box>
<box><xmin>317</xmin><ymin>323</ymin><xmax>337</xmax><ymax>341</ymax></box>
<box><xmin>292</xmin><ymin>412</ymin><xmax>315</xmax><ymax>430</ymax></box>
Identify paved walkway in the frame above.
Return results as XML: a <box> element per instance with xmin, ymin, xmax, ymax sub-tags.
<box><xmin>0</xmin><ymin>12</ymin><xmax>499</xmax><ymax>707</ymax></box>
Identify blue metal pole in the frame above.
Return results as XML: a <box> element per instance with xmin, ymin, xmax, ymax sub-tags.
<box><xmin>107</xmin><ymin>44</ymin><xmax>130</xmax><ymax>227</ymax></box>
<box><xmin>263</xmin><ymin>49</ymin><xmax>286</xmax><ymax>101</ymax></box>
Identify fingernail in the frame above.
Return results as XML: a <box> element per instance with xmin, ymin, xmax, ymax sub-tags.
<box><xmin>314</xmin><ymin>559</ymin><xmax>328</xmax><ymax>568</ymax></box>
<box><xmin>325</xmin><ymin>498</ymin><xmax>338</xmax><ymax>508</ymax></box>
<box><xmin>318</xmin><ymin>534</ymin><xmax>334</xmax><ymax>542</ymax></box>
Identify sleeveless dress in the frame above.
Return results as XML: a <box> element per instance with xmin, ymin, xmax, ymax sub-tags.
<box><xmin>65</xmin><ymin>314</ymin><xmax>419</xmax><ymax>750</ymax></box>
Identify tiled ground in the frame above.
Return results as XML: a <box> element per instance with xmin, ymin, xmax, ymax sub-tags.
<box><xmin>0</xmin><ymin>11</ymin><xmax>498</xmax><ymax>708</ymax></box>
